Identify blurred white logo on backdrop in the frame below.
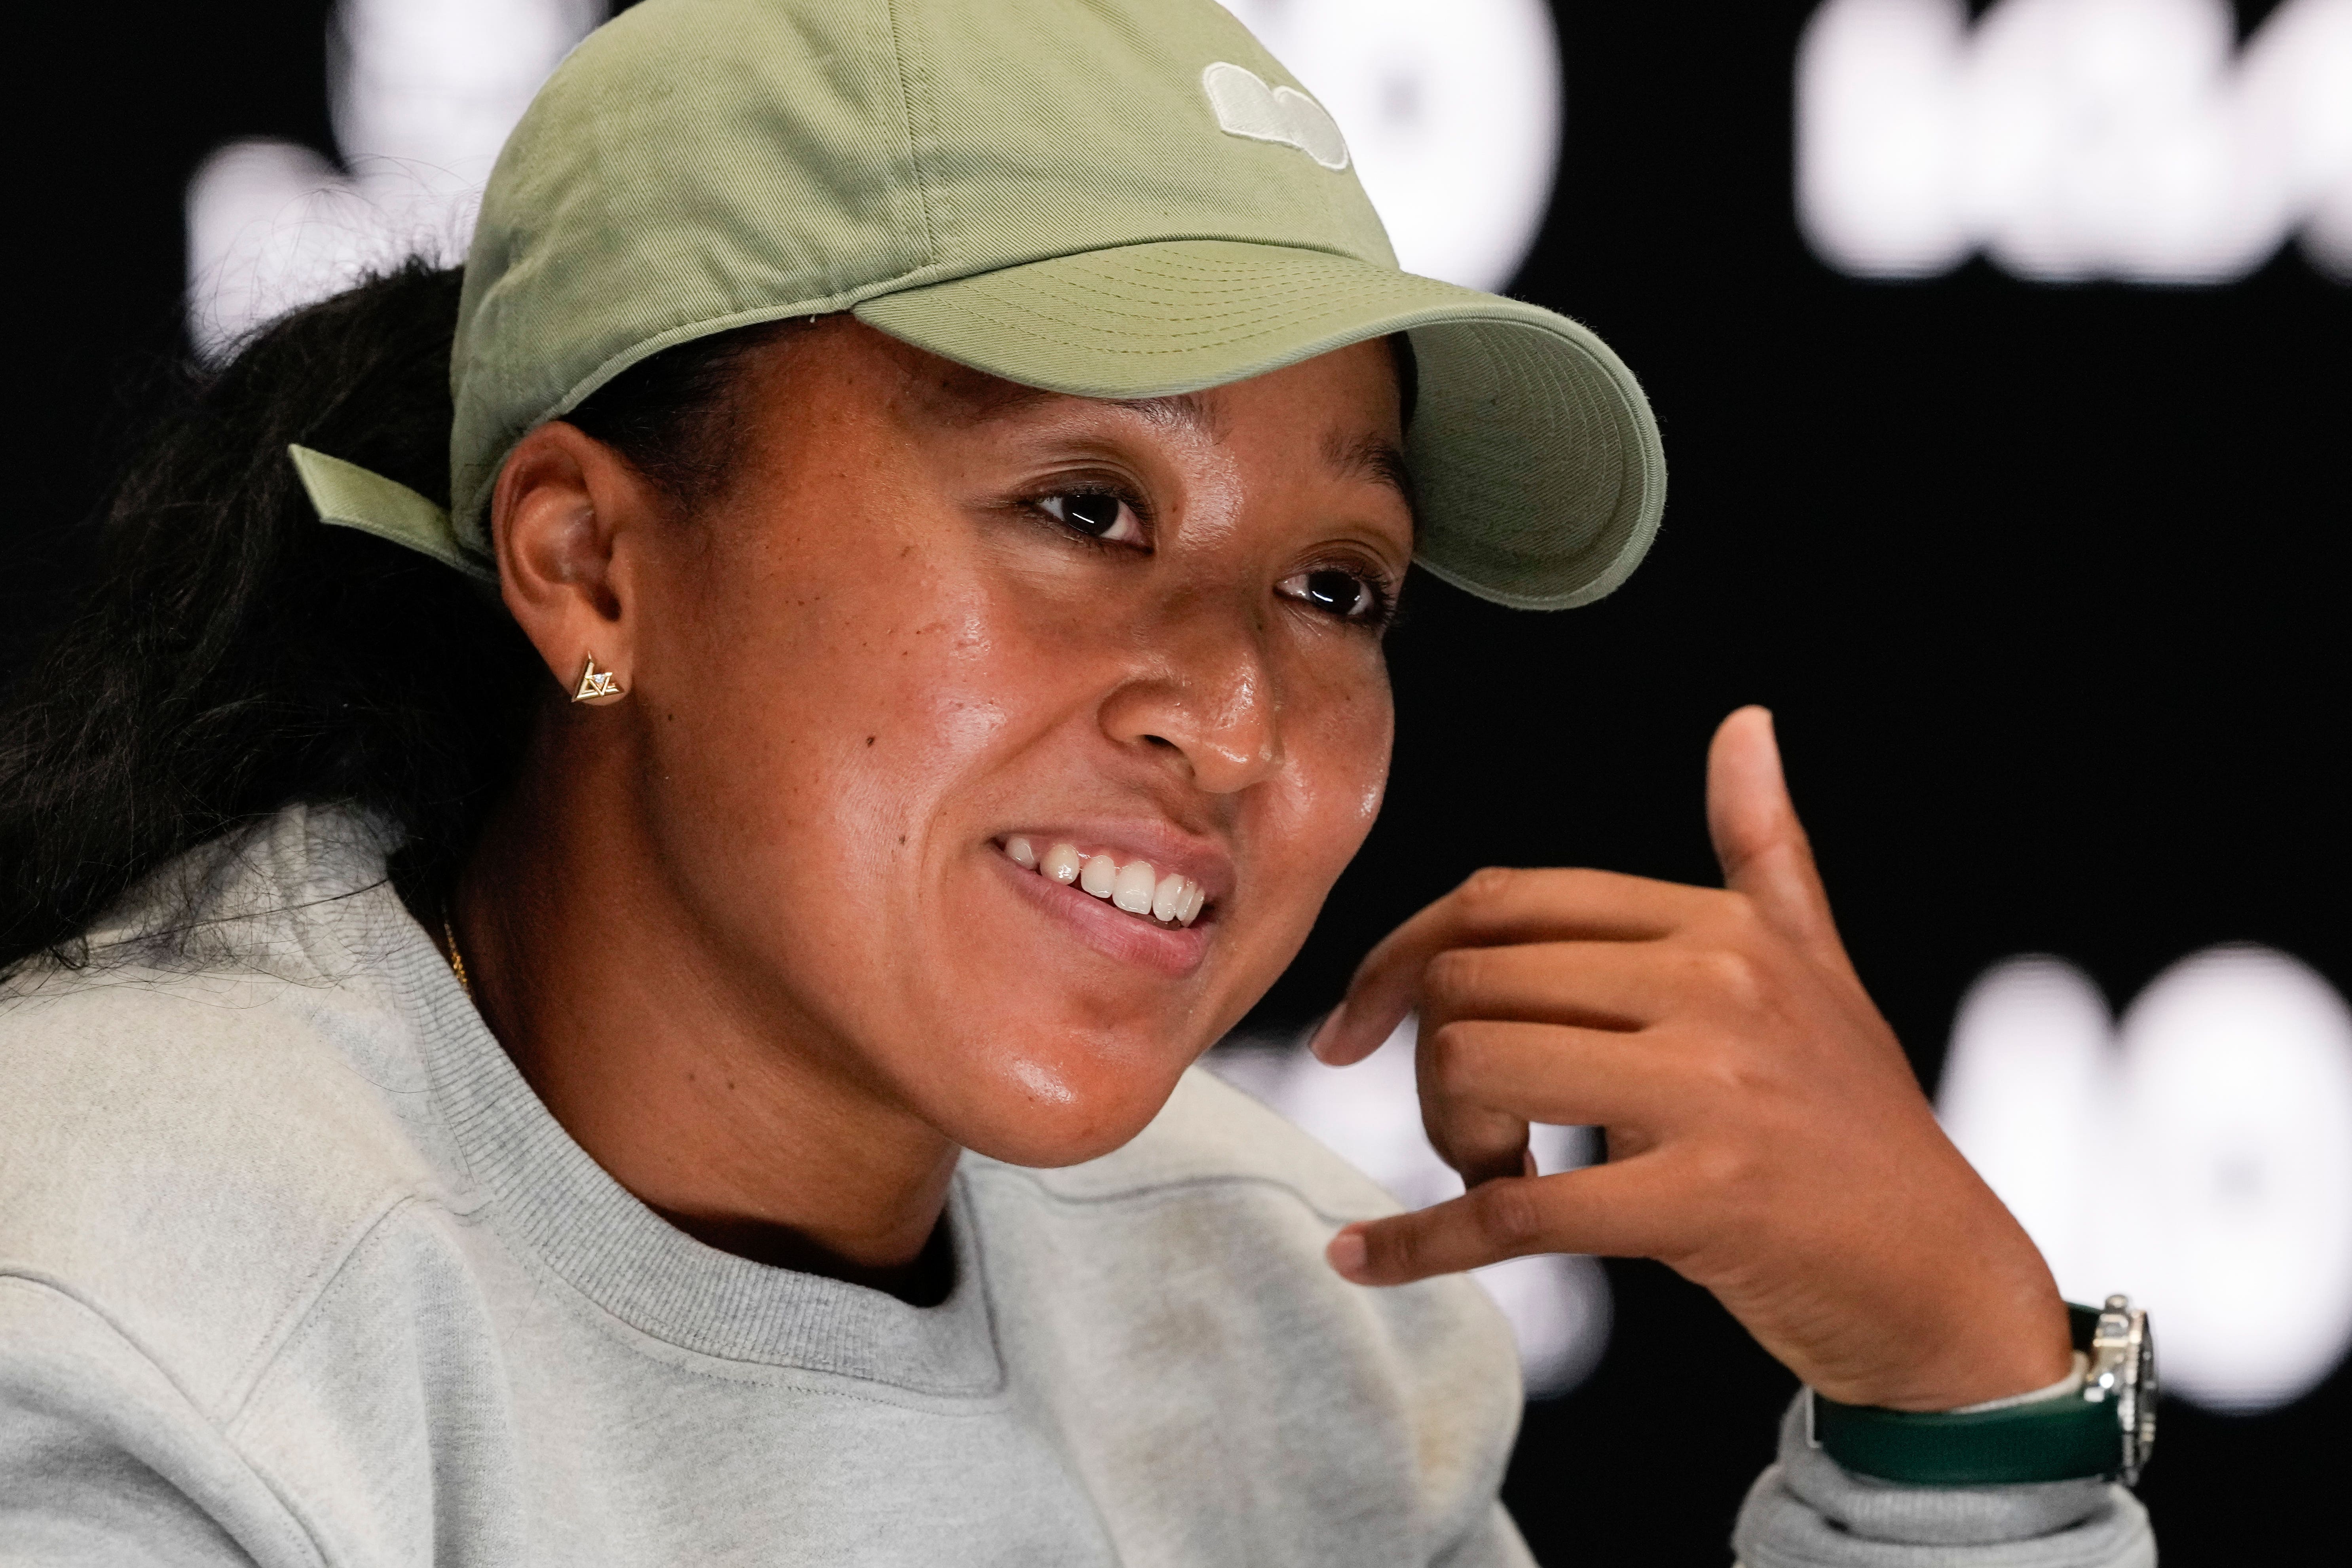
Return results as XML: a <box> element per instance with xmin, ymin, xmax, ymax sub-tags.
<box><xmin>1939</xmin><ymin>946</ymin><xmax>2352</xmax><ymax>1412</ymax></box>
<box><xmin>1798</xmin><ymin>0</ymin><xmax>2352</xmax><ymax>283</ymax></box>
<box><xmin>186</xmin><ymin>1</ymin><xmax>1560</xmax><ymax>354</ymax></box>
<box><xmin>1211</xmin><ymin>1019</ymin><xmax>1614</xmax><ymax>1400</ymax></box>
<box><xmin>1215</xmin><ymin>0</ymin><xmax>1564</xmax><ymax>291</ymax></box>
<box><xmin>185</xmin><ymin>0</ymin><xmax>606</xmax><ymax>359</ymax></box>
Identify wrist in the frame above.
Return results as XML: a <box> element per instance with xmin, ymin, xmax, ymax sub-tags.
<box><xmin>1900</xmin><ymin>1299</ymin><xmax>2077</xmax><ymax>1413</ymax></box>
<box><xmin>1835</xmin><ymin>1279</ymin><xmax>2074</xmax><ymax>1412</ymax></box>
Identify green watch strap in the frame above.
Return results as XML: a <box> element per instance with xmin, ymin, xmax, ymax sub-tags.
<box><xmin>1811</xmin><ymin>1306</ymin><xmax>2119</xmax><ymax>1486</ymax></box>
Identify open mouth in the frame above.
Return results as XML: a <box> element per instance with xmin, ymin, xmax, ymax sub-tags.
<box><xmin>997</xmin><ymin>836</ymin><xmax>1210</xmax><ymax>928</ymax></box>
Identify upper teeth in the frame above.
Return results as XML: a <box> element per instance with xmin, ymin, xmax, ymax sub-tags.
<box><xmin>1003</xmin><ymin>837</ymin><xmax>1207</xmax><ymax>927</ymax></box>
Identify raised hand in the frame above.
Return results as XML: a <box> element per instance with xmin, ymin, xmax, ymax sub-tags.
<box><xmin>1315</xmin><ymin>707</ymin><xmax>2074</xmax><ymax>1411</ymax></box>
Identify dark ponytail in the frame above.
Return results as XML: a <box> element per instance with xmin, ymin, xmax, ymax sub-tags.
<box><xmin>0</xmin><ymin>261</ymin><xmax>797</xmax><ymax>979</ymax></box>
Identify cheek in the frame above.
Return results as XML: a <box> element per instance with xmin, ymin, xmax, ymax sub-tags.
<box><xmin>1236</xmin><ymin>658</ymin><xmax>1395</xmax><ymax>953</ymax></box>
<box><xmin>1293</xmin><ymin>657</ymin><xmax>1395</xmax><ymax>853</ymax></box>
<box><xmin>633</xmin><ymin>507</ymin><xmax>1027</xmax><ymax>963</ymax></box>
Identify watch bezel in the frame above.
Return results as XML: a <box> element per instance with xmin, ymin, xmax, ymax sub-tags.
<box><xmin>2087</xmin><ymin>1294</ymin><xmax>2156</xmax><ymax>1485</ymax></box>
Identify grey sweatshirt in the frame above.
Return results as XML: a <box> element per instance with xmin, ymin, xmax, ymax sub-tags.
<box><xmin>0</xmin><ymin>806</ymin><xmax>2152</xmax><ymax>1566</ymax></box>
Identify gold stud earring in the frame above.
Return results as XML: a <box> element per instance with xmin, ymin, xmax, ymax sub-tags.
<box><xmin>572</xmin><ymin>654</ymin><xmax>625</xmax><ymax>704</ymax></box>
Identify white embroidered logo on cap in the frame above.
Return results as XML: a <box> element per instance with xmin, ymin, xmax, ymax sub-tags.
<box><xmin>1201</xmin><ymin>61</ymin><xmax>1349</xmax><ymax>172</ymax></box>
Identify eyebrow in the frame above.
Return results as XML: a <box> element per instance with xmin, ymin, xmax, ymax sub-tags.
<box><xmin>1321</xmin><ymin>429</ymin><xmax>1416</xmax><ymax>515</ymax></box>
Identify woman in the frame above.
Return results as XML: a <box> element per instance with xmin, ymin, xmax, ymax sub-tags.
<box><xmin>0</xmin><ymin>0</ymin><xmax>2152</xmax><ymax>1563</ymax></box>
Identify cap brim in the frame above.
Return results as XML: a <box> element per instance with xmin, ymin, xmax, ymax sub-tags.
<box><xmin>854</xmin><ymin>239</ymin><xmax>1664</xmax><ymax>610</ymax></box>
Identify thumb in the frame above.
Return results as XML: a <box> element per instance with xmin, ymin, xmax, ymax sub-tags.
<box><xmin>1706</xmin><ymin>707</ymin><xmax>1842</xmax><ymax>962</ymax></box>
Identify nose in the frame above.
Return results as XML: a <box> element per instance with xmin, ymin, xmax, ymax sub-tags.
<box><xmin>1097</xmin><ymin>601</ymin><xmax>1283</xmax><ymax>795</ymax></box>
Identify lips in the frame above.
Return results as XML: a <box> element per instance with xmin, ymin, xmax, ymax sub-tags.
<box><xmin>985</xmin><ymin>825</ymin><xmax>1231</xmax><ymax>979</ymax></box>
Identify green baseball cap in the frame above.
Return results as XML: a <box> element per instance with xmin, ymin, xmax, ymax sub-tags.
<box><xmin>296</xmin><ymin>0</ymin><xmax>1665</xmax><ymax>611</ymax></box>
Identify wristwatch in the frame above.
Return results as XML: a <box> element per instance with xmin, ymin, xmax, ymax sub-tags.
<box><xmin>1809</xmin><ymin>1296</ymin><xmax>2157</xmax><ymax>1486</ymax></box>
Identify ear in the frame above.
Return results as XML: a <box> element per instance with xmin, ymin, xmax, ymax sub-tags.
<box><xmin>490</xmin><ymin>422</ymin><xmax>661</xmax><ymax>706</ymax></box>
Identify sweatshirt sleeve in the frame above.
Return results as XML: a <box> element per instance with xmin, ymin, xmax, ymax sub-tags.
<box><xmin>0</xmin><ymin>1278</ymin><xmax>315</xmax><ymax>1568</ymax></box>
<box><xmin>1731</xmin><ymin>1396</ymin><xmax>2154</xmax><ymax>1568</ymax></box>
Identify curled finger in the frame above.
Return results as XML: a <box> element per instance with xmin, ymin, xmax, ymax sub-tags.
<box><xmin>1312</xmin><ymin>868</ymin><xmax>1707</xmax><ymax>1066</ymax></box>
<box><xmin>1327</xmin><ymin>1161</ymin><xmax>1659</xmax><ymax>1286</ymax></box>
<box><xmin>1418</xmin><ymin>1018</ymin><xmax>1674</xmax><ymax>1138</ymax></box>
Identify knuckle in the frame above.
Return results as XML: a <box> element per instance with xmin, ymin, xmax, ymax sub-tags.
<box><xmin>1689</xmin><ymin>1038</ymin><xmax>1767</xmax><ymax>1100</ymax></box>
<box><xmin>1454</xmin><ymin>864</ymin><xmax>1520</xmax><ymax>914</ymax></box>
<box><xmin>1689</xmin><ymin>1139</ymin><xmax>1759</xmax><ymax>1194</ymax></box>
<box><xmin>1695</xmin><ymin>947</ymin><xmax>1765</xmax><ymax>1010</ymax></box>
<box><xmin>1374</xmin><ymin>1219</ymin><xmax>1427</xmax><ymax>1277</ymax></box>
<box><xmin>1422</xmin><ymin>946</ymin><xmax>1486</xmax><ymax>1005</ymax></box>
<box><xmin>1472</xmin><ymin>1179</ymin><xmax>1544</xmax><ymax>1251</ymax></box>
<box><xmin>1423</xmin><ymin>1021</ymin><xmax>1483</xmax><ymax>1099</ymax></box>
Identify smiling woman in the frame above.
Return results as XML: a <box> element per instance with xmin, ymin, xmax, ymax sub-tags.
<box><xmin>0</xmin><ymin>1</ymin><xmax>2154</xmax><ymax>1566</ymax></box>
<box><xmin>469</xmin><ymin>320</ymin><xmax>1420</xmax><ymax>1277</ymax></box>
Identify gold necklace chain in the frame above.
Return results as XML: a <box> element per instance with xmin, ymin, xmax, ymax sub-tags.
<box><xmin>442</xmin><ymin>914</ymin><xmax>472</xmax><ymax>997</ymax></box>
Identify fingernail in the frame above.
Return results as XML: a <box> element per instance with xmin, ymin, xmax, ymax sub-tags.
<box><xmin>1326</xmin><ymin>1226</ymin><xmax>1369</xmax><ymax>1280</ymax></box>
<box><xmin>1307</xmin><ymin>1003</ymin><xmax>1349</xmax><ymax>1063</ymax></box>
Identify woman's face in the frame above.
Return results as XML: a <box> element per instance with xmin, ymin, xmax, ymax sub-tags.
<box><xmin>618</xmin><ymin>320</ymin><xmax>1410</xmax><ymax>1166</ymax></box>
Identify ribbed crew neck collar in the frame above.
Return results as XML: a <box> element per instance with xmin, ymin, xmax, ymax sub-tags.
<box><xmin>296</xmin><ymin>808</ymin><xmax>1004</xmax><ymax>1396</ymax></box>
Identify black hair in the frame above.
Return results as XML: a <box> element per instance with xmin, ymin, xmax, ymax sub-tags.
<box><xmin>0</xmin><ymin>261</ymin><xmax>790</xmax><ymax>980</ymax></box>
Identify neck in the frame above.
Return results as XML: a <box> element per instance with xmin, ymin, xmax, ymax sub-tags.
<box><xmin>451</xmin><ymin>722</ymin><xmax>959</xmax><ymax>1302</ymax></box>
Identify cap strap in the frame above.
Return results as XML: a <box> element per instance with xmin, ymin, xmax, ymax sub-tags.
<box><xmin>287</xmin><ymin>445</ymin><xmax>497</xmax><ymax>584</ymax></box>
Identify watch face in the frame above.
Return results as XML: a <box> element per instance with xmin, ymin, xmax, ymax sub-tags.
<box><xmin>2133</xmin><ymin>1316</ymin><xmax>2158</xmax><ymax>1468</ymax></box>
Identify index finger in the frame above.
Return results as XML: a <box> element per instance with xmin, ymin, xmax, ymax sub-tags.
<box><xmin>1328</xmin><ymin>1157</ymin><xmax>1675</xmax><ymax>1285</ymax></box>
<box><xmin>1309</xmin><ymin>866</ymin><xmax>1709</xmax><ymax>1066</ymax></box>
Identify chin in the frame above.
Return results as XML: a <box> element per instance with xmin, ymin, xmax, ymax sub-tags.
<box><xmin>940</xmin><ymin>1041</ymin><xmax>1195</xmax><ymax>1169</ymax></box>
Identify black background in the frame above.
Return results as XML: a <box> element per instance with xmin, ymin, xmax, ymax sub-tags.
<box><xmin>7</xmin><ymin>2</ymin><xmax>2346</xmax><ymax>1561</ymax></box>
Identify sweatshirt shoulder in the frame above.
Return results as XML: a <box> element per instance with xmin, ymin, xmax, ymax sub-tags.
<box><xmin>0</xmin><ymin>818</ymin><xmax>459</xmax><ymax>1420</ymax></box>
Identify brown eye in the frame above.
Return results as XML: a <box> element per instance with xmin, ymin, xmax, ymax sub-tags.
<box><xmin>1278</xmin><ymin>566</ymin><xmax>1388</xmax><ymax>622</ymax></box>
<box><xmin>1038</xmin><ymin>490</ymin><xmax>1142</xmax><ymax>544</ymax></box>
<box><xmin>1300</xmin><ymin>569</ymin><xmax>1367</xmax><ymax>615</ymax></box>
